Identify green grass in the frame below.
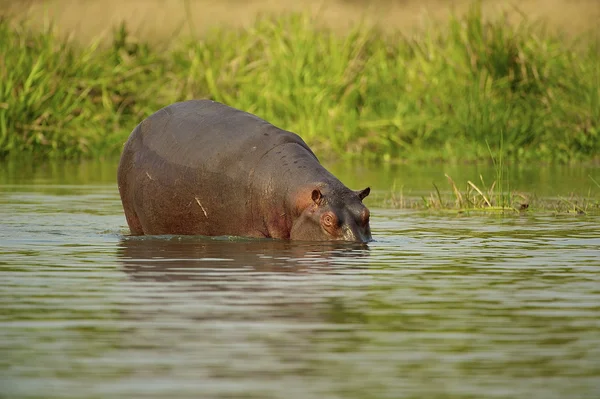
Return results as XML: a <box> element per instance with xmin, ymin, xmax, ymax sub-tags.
<box><xmin>1</xmin><ymin>2</ymin><xmax>599</xmax><ymax>162</ymax></box>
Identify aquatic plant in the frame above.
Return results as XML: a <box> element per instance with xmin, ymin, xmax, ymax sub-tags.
<box><xmin>387</xmin><ymin>173</ymin><xmax>600</xmax><ymax>215</ymax></box>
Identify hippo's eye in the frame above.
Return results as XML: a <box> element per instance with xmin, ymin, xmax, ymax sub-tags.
<box><xmin>322</xmin><ymin>213</ymin><xmax>336</xmax><ymax>227</ymax></box>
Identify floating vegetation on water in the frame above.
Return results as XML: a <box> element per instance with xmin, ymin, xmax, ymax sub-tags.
<box><xmin>1</xmin><ymin>2</ymin><xmax>599</xmax><ymax>162</ymax></box>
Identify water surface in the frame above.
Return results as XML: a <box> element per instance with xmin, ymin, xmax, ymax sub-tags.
<box><xmin>1</xmin><ymin>160</ymin><xmax>599</xmax><ymax>399</ymax></box>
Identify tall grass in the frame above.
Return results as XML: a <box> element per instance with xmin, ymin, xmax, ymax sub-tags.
<box><xmin>1</xmin><ymin>3</ymin><xmax>598</xmax><ymax>161</ymax></box>
<box><xmin>0</xmin><ymin>21</ymin><xmax>170</xmax><ymax>158</ymax></box>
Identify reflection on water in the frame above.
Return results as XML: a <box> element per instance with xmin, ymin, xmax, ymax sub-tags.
<box><xmin>120</xmin><ymin>236</ymin><xmax>370</xmax><ymax>280</ymax></box>
<box><xmin>2</xmin><ymin>157</ymin><xmax>600</xmax><ymax>198</ymax></box>
<box><xmin>1</xmin><ymin>161</ymin><xmax>600</xmax><ymax>399</ymax></box>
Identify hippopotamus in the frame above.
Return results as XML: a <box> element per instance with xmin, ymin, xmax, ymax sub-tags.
<box><xmin>117</xmin><ymin>100</ymin><xmax>372</xmax><ymax>242</ymax></box>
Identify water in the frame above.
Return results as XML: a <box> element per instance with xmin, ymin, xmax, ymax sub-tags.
<box><xmin>1</xmin><ymin>160</ymin><xmax>600</xmax><ymax>399</ymax></box>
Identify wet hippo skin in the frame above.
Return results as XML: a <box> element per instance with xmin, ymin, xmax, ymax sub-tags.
<box><xmin>117</xmin><ymin>100</ymin><xmax>372</xmax><ymax>242</ymax></box>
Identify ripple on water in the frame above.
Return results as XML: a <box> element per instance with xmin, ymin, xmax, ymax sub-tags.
<box><xmin>1</xmin><ymin>188</ymin><xmax>600</xmax><ymax>399</ymax></box>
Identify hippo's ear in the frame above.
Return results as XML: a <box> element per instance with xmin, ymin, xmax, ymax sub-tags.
<box><xmin>357</xmin><ymin>187</ymin><xmax>370</xmax><ymax>201</ymax></box>
<box><xmin>293</xmin><ymin>186</ymin><xmax>324</xmax><ymax>213</ymax></box>
<box><xmin>311</xmin><ymin>188</ymin><xmax>323</xmax><ymax>205</ymax></box>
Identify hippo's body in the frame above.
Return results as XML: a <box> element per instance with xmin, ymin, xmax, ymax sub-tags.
<box><xmin>117</xmin><ymin>100</ymin><xmax>371</xmax><ymax>242</ymax></box>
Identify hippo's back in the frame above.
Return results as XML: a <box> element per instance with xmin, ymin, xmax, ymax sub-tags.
<box><xmin>118</xmin><ymin>100</ymin><xmax>327</xmax><ymax>237</ymax></box>
<box><xmin>131</xmin><ymin>100</ymin><xmax>314</xmax><ymax>170</ymax></box>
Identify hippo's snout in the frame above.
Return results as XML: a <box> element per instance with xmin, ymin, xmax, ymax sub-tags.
<box><xmin>342</xmin><ymin>224</ymin><xmax>372</xmax><ymax>243</ymax></box>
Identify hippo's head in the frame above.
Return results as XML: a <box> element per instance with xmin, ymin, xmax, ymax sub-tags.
<box><xmin>290</xmin><ymin>184</ymin><xmax>372</xmax><ymax>243</ymax></box>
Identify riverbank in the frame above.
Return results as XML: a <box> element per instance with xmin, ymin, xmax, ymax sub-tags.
<box><xmin>1</xmin><ymin>2</ymin><xmax>598</xmax><ymax>162</ymax></box>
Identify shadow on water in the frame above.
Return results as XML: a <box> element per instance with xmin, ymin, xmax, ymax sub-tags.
<box><xmin>117</xmin><ymin>235</ymin><xmax>371</xmax><ymax>282</ymax></box>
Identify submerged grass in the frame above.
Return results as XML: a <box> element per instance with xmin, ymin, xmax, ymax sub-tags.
<box><xmin>1</xmin><ymin>2</ymin><xmax>599</xmax><ymax>162</ymax></box>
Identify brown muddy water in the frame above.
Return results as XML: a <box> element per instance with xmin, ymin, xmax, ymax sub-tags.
<box><xmin>1</xmin><ymin>159</ymin><xmax>599</xmax><ymax>399</ymax></box>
